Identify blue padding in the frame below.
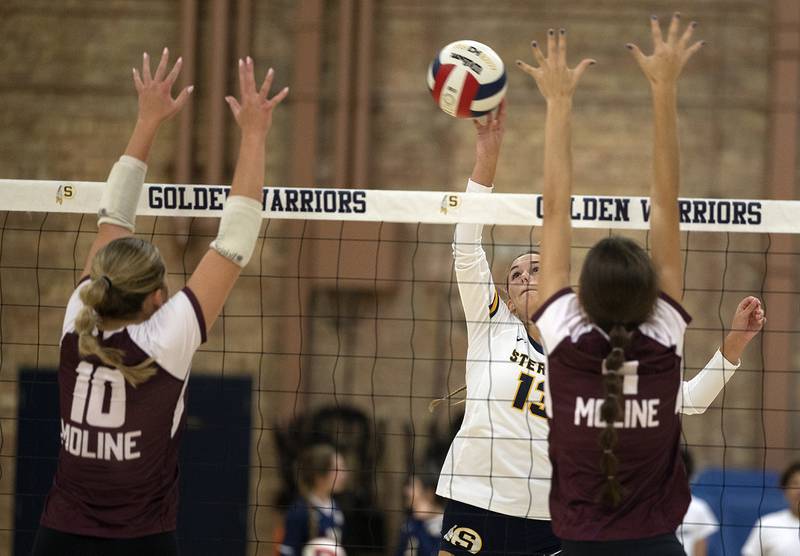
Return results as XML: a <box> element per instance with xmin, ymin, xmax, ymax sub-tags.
<box><xmin>691</xmin><ymin>467</ymin><xmax>788</xmax><ymax>556</ymax></box>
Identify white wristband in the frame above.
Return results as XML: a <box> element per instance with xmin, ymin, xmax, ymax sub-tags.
<box><xmin>97</xmin><ymin>155</ymin><xmax>147</xmax><ymax>232</ymax></box>
<box><xmin>209</xmin><ymin>195</ymin><xmax>263</xmax><ymax>267</ymax></box>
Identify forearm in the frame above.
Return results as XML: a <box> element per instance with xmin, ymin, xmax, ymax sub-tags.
<box><xmin>230</xmin><ymin>133</ymin><xmax>267</xmax><ymax>202</ymax></box>
<box><xmin>543</xmin><ymin>99</ymin><xmax>573</xmax><ymax>217</ymax></box>
<box><xmin>471</xmin><ymin>153</ymin><xmax>498</xmax><ymax>187</ymax></box>
<box><xmin>540</xmin><ymin>98</ymin><xmax>573</xmax><ymax>295</ymax></box>
<box><xmin>651</xmin><ymin>85</ymin><xmax>679</xmax><ymax>207</ymax></box>
<box><xmin>650</xmin><ymin>84</ymin><xmax>683</xmax><ymax>296</ymax></box>
<box><xmin>721</xmin><ymin>332</ymin><xmax>749</xmax><ymax>364</ymax></box>
<box><xmin>680</xmin><ymin>348</ymin><xmax>739</xmax><ymax>415</ymax></box>
<box><xmin>123</xmin><ymin>118</ymin><xmax>161</xmax><ymax>163</ymax></box>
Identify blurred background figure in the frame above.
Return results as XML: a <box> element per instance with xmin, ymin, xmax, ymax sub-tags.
<box><xmin>394</xmin><ymin>462</ymin><xmax>445</xmax><ymax>556</ymax></box>
<box><xmin>280</xmin><ymin>443</ymin><xmax>349</xmax><ymax>556</ymax></box>
<box><xmin>741</xmin><ymin>461</ymin><xmax>800</xmax><ymax>556</ymax></box>
<box><xmin>677</xmin><ymin>449</ymin><xmax>719</xmax><ymax>556</ymax></box>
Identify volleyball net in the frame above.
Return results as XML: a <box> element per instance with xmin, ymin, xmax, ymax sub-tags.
<box><xmin>1</xmin><ymin>179</ymin><xmax>798</xmax><ymax>555</ymax></box>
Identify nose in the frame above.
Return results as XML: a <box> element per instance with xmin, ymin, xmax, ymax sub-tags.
<box><xmin>521</xmin><ymin>271</ymin><xmax>530</xmax><ymax>284</ymax></box>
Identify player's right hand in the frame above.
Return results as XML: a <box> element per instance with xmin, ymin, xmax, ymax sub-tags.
<box><xmin>132</xmin><ymin>47</ymin><xmax>193</xmax><ymax>126</ymax></box>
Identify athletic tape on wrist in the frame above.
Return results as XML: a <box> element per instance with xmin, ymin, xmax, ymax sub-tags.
<box><xmin>97</xmin><ymin>155</ymin><xmax>148</xmax><ymax>232</ymax></box>
<box><xmin>209</xmin><ymin>195</ymin><xmax>263</xmax><ymax>267</ymax></box>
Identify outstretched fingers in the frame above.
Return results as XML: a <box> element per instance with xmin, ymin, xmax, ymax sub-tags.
<box><xmin>547</xmin><ymin>28</ymin><xmax>557</xmax><ymax>61</ymax></box>
<box><xmin>225</xmin><ymin>95</ymin><xmax>242</xmax><ymax>119</ymax></box>
<box><xmin>667</xmin><ymin>12</ymin><xmax>681</xmax><ymax>44</ymax></box>
<box><xmin>173</xmin><ymin>84</ymin><xmax>194</xmax><ymax>111</ymax></box>
<box><xmin>268</xmin><ymin>85</ymin><xmax>290</xmax><ymax>107</ymax></box>
<box><xmin>572</xmin><ymin>58</ymin><xmax>597</xmax><ymax>83</ymax></box>
<box><xmin>682</xmin><ymin>40</ymin><xmax>706</xmax><ymax>65</ymax></box>
<box><xmin>515</xmin><ymin>59</ymin><xmax>539</xmax><ymax>78</ymax></box>
<box><xmin>679</xmin><ymin>20</ymin><xmax>697</xmax><ymax>48</ymax></box>
<box><xmin>530</xmin><ymin>40</ymin><xmax>546</xmax><ymax>67</ymax></box>
<box><xmin>153</xmin><ymin>47</ymin><xmax>170</xmax><ymax>82</ymax></box>
<box><xmin>650</xmin><ymin>15</ymin><xmax>664</xmax><ymax>46</ymax></box>
<box><xmin>132</xmin><ymin>67</ymin><xmax>144</xmax><ymax>92</ymax></box>
<box><xmin>142</xmin><ymin>52</ymin><xmax>153</xmax><ymax>84</ymax></box>
<box><xmin>558</xmin><ymin>28</ymin><xmax>567</xmax><ymax>66</ymax></box>
<box><xmin>259</xmin><ymin>67</ymin><xmax>275</xmax><ymax>99</ymax></box>
<box><xmin>164</xmin><ymin>56</ymin><xmax>183</xmax><ymax>89</ymax></box>
<box><xmin>626</xmin><ymin>42</ymin><xmax>648</xmax><ymax>70</ymax></box>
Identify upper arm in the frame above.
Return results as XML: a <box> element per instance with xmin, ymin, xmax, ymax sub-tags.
<box><xmin>186</xmin><ymin>249</ymin><xmax>243</xmax><ymax>335</ymax></box>
<box><xmin>81</xmin><ymin>224</ymin><xmax>132</xmax><ymax>278</ymax></box>
<box><xmin>129</xmin><ymin>289</ymin><xmax>205</xmax><ymax>380</ymax></box>
<box><xmin>532</xmin><ymin>290</ymin><xmax>578</xmax><ymax>354</ymax></box>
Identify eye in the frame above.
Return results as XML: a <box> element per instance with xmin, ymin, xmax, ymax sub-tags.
<box><xmin>511</xmin><ymin>271</ymin><xmax>521</xmax><ymax>280</ymax></box>
<box><xmin>531</xmin><ymin>266</ymin><xmax>540</xmax><ymax>274</ymax></box>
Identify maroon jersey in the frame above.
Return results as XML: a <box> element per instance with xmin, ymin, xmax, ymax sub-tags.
<box><xmin>532</xmin><ymin>288</ymin><xmax>691</xmax><ymax>541</ymax></box>
<box><xmin>40</xmin><ymin>279</ymin><xmax>206</xmax><ymax>538</ymax></box>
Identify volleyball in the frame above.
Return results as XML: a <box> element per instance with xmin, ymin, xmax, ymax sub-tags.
<box><xmin>301</xmin><ymin>537</ymin><xmax>347</xmax><ymax>556</ymax></box>
<box><xmin>427</xmin><ymin>40</ymin><xmax>507</xmax><ymax>118</ymax></box>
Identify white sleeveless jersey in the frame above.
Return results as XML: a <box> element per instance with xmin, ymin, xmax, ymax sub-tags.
<box><xmin>437</xmin><ymin>179</ymin><xmax>552</xmax><ymax>519</ymax></box>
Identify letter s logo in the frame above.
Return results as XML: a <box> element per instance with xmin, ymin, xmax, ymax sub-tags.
<box><xmin>446</xmin><ymin>527</ymin><xmax>483</xmax><ymax>554</ymax></box>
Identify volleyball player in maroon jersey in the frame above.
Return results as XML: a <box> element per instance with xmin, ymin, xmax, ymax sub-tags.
<box><xmin>524</xmin><ymin>13</ymin><xmax>713</xmax><ymax>555</ymax></box>
<box><xmin>32</xmin><ymin>51</ymin><xmax>288</xmax><ymax>555</ymax></box>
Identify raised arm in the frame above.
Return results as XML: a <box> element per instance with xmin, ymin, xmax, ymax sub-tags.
<box><xmin>517</xmin><ymin>29</ymin><xmax>594</xmax><ymax>302</ymax></box>
<box><xmin>681</xmin><ymin>296</ymin><xmax>765</xmax><ymax>414</ymax></box>
<box><xmin>453</xmin><ymin>101</ymin><xmax>506</xmax><ymax>333</ymax></box>
<box><xmin>186</xmin><ymin>57</ymin><xmax>288</xmax><ymax>332</ymax></box>
<box><xmin>82</xmin><ymin>48</ymin><xmax>193</xmax><ymax>278</ymax></box>
<box><xmin>628</xmin><ymin>13</ymin><xmax>704</xmax><ymax>301</ymax></box>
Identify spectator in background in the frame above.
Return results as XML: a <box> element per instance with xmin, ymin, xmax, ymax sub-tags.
<box><xmin>280</xmin><ymin>444</ymin><xmax>349</xmax><ymax>556</ymax></box>
<box><xmin>741</xmin><ymin>461</ymin><xmax>800</xmax><ymax>556</ymax></box>
<box><xmin>395</xmin><ymin>464</ymin><xmax>445</xmax><ymax>556</ymax></box>
<box><xmin>676</xmin><ymin>450</ymin><xmax>719</xmax><ymax>556</ymax></box>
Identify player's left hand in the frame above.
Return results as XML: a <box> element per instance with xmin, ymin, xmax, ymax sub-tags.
<box><xmin>730</xmin><ymin>296</ymin><xmax>766</xmax><ymax>342</ymax></box>
<box><xmin>627</xmin><ymin>12</ymin><xmax>704</xmax><ymax>88</ymax></box>
<box><xmin>516</xmin><ymin>28</ymin><xmax>595</xmax><ymax>103</ymax></box>
<box><xmin>132</xmin><ymin>47</ymin><xmax>194</xmax><ymax>126</ymax></box>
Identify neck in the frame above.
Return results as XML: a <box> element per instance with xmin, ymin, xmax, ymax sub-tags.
<box><xmin>526</xmin><ymin>322</ymin><xmax>542</xmax><ymax>345</ymax></box>
<box><xmin>309</xmin><ymin>489</ymin><xmax>332</xmax><ymax>505</ymax></box>
<box><xmin>99</xmin><ymin>317</ymin><xmax>137</xmax><ymax>331</ymax></box>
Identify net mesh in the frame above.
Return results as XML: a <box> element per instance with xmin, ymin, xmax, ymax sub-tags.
<box><xmin>0</xmin><ymin>181</ymin><xmax>798</xmax><ymax>555</ymax></box>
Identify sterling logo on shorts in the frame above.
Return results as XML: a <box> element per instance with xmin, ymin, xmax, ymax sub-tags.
<box><xmin>444</xmin><ymin>525</ymin><xmax>483</xmax><ymax>554</ymax></box>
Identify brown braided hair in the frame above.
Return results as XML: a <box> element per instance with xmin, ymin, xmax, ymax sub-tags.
<box><xmin>579</xmin><ymin>236</ymin><xmax>658</xmax><ymax>507</ymax></box>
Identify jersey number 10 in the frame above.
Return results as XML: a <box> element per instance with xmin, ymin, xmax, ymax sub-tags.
<box><xmin>69</xmin><ymin>361</ymin><xmax>127</xmax><ymax>428</ymax></box>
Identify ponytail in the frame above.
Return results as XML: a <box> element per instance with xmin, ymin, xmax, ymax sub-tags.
<box><xmin>75</xmin><ymin>276</ymin><xmax>157</xmax><ymax>388</ymax></box>
<box><xmin>598</xmin><ymin>324</ymin><xmax>631</xmax><ymax>507</ymax></box>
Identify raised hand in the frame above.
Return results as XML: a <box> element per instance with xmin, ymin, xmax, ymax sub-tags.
<box><xmin>721</xmin><ymin>296</ymin><xmax>766</xmax><ymax>363</ymax></box>
<box><xmin>516</xmin><ymin>28</ymin><xmax>595</xmax><ymax>103</ymax></box>
<box><xmin>730</xmin><ymin>296</ymin><xmax>766</xmax><ymax>341</ymax></box>
<box><xmin>132</xmin><ymin>48</ymin><xmax>193</xmax><ymax>125</ymax></box>
<box><xmin>474</xmin><ymin>99</ymin><xmax>506</xmax><ymax>161</ymax></box>
<box><xmin>225</xmin><ymin>56</ymin><xmax>289</xmax><ymax>138</ymax></box>
<box><xmin>627</xmin><ymin>13</ymin><xmax>705</xmax><ymax>88</ymax></box>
